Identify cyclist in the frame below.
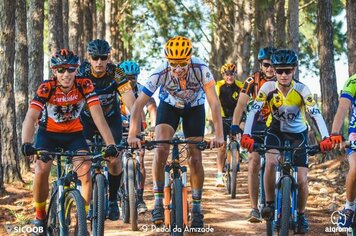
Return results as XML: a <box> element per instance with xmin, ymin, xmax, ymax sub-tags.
<box><xmin>78</xmin><ymin>39</ymin><xmax>137</xmax><ymax>221</ymax></box>
<box><xmin>127</xmin><ymin>36</ymin><xmax>224</xmax><ymax>228</ymax></box>
<box><xmin>230</xmin><ymin>46</ymin><xmax>276</xmax><ymax>222</ymax></box>
<box><xmin>118</xmin><ymin>60</ymin><xmax>158</xmax><ymax>214</ymax></box>
<box><xmin>215</xmin><ymin>63</ymin><xmax>243</xmax><ymax>187</ymax></box>
<box><xmin>241</xmin><ymin>49</ymin><xmax>333</xmax><ymax>234</ymax></box>
<box><xmin>330</xmin><ymin>73</ymin><xmax>356</xmax><ymax>227</ymax></box>
<box><xmin>21</xmin><ymin>49</ymin><xmax>119</xmax><ymax>227</ymax></box>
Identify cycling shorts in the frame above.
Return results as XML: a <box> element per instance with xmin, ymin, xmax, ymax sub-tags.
<box><xmin>347</xmin><ymin>132</ymin><xmax>356</xmax><ymax>156</ymax></box>
<box><xmin>251</xmin><ymin>121</ymin><xmax>267</xmax><ymax>145</ymax></box>
<box><xmin>264</xmin><ymin>128</ymin><xmax>309</xmax><ymax>167</ymax></box>
<box><xmin>35</xmin><ymin>128</ymin><xmax>89</xmax><ymax>152</ymax></box>
<box><xmin>156</xmin><ymin>101</ymin><xmax>205</xmax><ymax>138</ymax></box>
<box><xmin>81</xmin><ymin>113</ymin><xmax>122</xmax><ymax>144</ymax></box>
<box><xmin>222</xmin><ymin>118</ymin><xmax>232</xmax><ymax>141</ymax></box>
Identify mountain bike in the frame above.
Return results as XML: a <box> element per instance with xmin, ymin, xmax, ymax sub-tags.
<box><xmin>144</xmin><ymin>137</ymin><xmax>209</xmax><ymax>236</ymax></box>
<box><xmin>118</xmin><ymin>137</ymin><xmax>145</xmax><ymax>231</ymax></box>
<box><xmin>87</xmin><ymin>132</ymin><xmax>109</xmax><ymax>236</ymax></box>
<box><xmin>37</xmin><ymin>150</ymin><xmax>94</xmax><ymax>236</ymax></box>
<box><xmin>224</xmin><ymin>134</ymin><xmax>240</xmax><ymax>199</ymax></box>
<box><xmin>344</xmin><ymin>140</ymin><xmax>356</xmax><ymax>236</ymax></box>
<box><xmin>254</xmin><ymin>141</ymin><xmax>320</xmax><ymax>236</ymax></box>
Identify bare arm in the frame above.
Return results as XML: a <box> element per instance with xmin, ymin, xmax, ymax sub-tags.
<box><xmin>232</xmin><ymin>93</ymin><xmax>250</xmax><ymax>125</ymax></box>
<box><xmin>331</xmin><ymin>97</ymin><xmax>350</xmax><ymax>134</ymax></box>
<box><xmin>22</xmin><ymin>108</ymin><xmax>41</xmax><ymax>143</ymax></box>
<box><xmin>122</xmin><ymin>90</ymin><xmax>136</xmax><ymax>112</ymax></box>
<box><xmin>128</xmin><ymin>93</ymin><xmax>151</xmax><ymax>138</ymax></box>
<box><xmin>89</xmin><ymin>104</ymin><xmax>115</xmax><ymax>145</ymax></box>
<box><xmin>205</xmin><ymin>85</ymin><xmax>223</xmax><ymax>139</ymax></box>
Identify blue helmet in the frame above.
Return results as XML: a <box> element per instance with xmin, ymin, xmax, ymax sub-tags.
<box><xmin>271</xmin><ymin>49</ymin><xmax>298</xmax><ymax>67</ymax></box>
<box><xmin>50</xmin><ymin>49</ymin><xmax>79</xmax><ymax>68</ymax></box>
<box><xmin>87</xmin><ymin>39</ymin><xmax>111</xmax><ymax>55</ymax></box>
<box><xmin>258</xmin><ymin>46</ymin><xmax>277</xmax><ymax>61</ymax></box>
<box><xmin>119</xmin><ymin>60</ymin><xmax>140</xmax><ymax>75</ymax></box>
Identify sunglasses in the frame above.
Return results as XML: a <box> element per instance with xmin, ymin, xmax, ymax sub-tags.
<box><xmin>224</xmin><ymin>71</ymin><xmax>236</xmax><ymax>76</ymax></box>
<box><xmin>275</xmin><ymin>68</ymin><xmax>294</xmax><ymax>75</ymax></box>
<box><xmin>126</xmin><ymin>75</ymin><xmax>137</xmax><ymax>80</ymax></box>
<box><xmin>57</xmin><ymin>67</ymin><xmax>76</xmax><ymax>74</ymax></box>
<box><xmin>262</xmin><ymin>62</ymin><xmax>272</xmax><ymax>68</ymax></box>
<box><xmin>170</xmin><ymin>61</ymin><xmax>188</xmax><ymax>68</ymax></box>
<box><xmin>91</xmin><ymin>55</ymin><xmax>108</xmax><ymax>61</ymax></box>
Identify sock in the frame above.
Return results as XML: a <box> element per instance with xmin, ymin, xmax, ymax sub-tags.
<box><xmin>34</xmin><ymin>201</ymin><xmax>46</xmax><ymax>220</ymax></box>
<box><xmin>153</xmin><ymin>181</ymin><xmax>164</xmax><ymax>208</ymax></box>
<box><xmin>85</xmin><ymin>204</ymin><xmax>89</xmax><ymax>214</ymax></box>
<box><xmin>137</xmin><ymin>188</ymin><xmax>144</xmax><ymax>201</ymax></box>
<box><xmin>266</xmin><ymin>201</ymin><xmax>275</xmax><ymax>208</ymax></box>
<box><xmin>192</xmin><ymin>189</ymin><xmax>202</xmax><ymax>213</ymax></box>
<box><xmin>216</xmin><ymin>172</ymin><xmax>223</xmax><ymax>178</ymax></box>
<box><xmin>108</xmin><ymin>173</ymin><xmax>121</xmax><ymax>201</ymax></box>
<box><xmin>345</xmin><ymin>200</ymin><xmax>355</xmax><ymax>211</ymax></box>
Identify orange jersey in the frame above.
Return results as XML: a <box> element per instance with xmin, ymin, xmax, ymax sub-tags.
<box><xmin>241</xmin><ymin>72</ymin><xmax>276</xmax><ymax>122</ymax></box>
<box><xmin>30</xmin><ymin>77</ymin><xmax>100</xmax><ymax>133</ymax></box>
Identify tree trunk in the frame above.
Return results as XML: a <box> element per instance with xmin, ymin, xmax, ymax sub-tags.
<box><xmin>15</xmin><ymin>0</ymin><xmax>30</xmax><ymax>174</ymax></box>
<box><xmin>105</xmin><ymin>0</ymin><xmax>112</xmax><ymax>46</ymax></box>
<box><xmin>92</xmin><ymin>0</ymin><xmax>97</xmax><ymax>39</ymax></box>
<box><xmin>69</xmin><ymin>0</ymin><xmax>83</xmax><ymax>57</ymax></box>
<box><xmin>28</xmin><ymin>0</ymin><xmax>44</xmax><ymax>101</ymax></box>
<box><xmin>287</xmin><ymin>0</ymin><xmax>299</xmax><ymax>80</ymax></box>
<box><xmin>253</xmin><ymin>0</ymin><xmax>275</xmax><ymax>72</ymax></box>
<box><xmin>82</xmin><ymin>0</ymin><xmax>93</xmax><ymax>53</ymax></box>
<box><xmin>111</xmin><ymin>0</ymin><xmax>118</xmax><ymax>62</ymax></box>
<box><xmin>0</xmin><ymin>0</ymin><xmax>22</xmax><ymax>185</ymax></box>
<box><xmin>346</xmin><ymin>0</ymin><xmax>356</xmax><ymax>76</ymax></box>
<box><xmin>275</xmin><ymin>0</ymin><xmax>286</xmax><ymax>48</ymax></box>
<box><xmin>317</xmin><ymin>0</ymin><xmax>339</xmax><ymax>131</ymax></box>
<box><xmin>62</xmin><ymin>0</ymin><xmax>69</xmax><ymax>49</ymax></box>
<box><xmin>48</xmin><ymin>0</ymin><xmax>64</xmax><ymax>54</ymax></box>
<box><xmin>209</xmin><ymin>1</ymin><xmax>235</xmax><ymax>80</ymax></box>
<box><xmin>97</xmin><ymin>0</ymin><xmax>105</xmax><ymax>39</ymax></box>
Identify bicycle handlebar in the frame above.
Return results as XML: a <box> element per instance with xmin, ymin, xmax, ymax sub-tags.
<box><xmin>36</xmin><ymin>150</ymin><xmax>105</xmax><ymax>163</ymax></box>
<box><xmin>253</xmin><ymin>143</ymin><xmax>321</xmax><ymax>156</ymax></box>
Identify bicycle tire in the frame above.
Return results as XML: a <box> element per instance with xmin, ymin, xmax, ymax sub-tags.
<box><xmin>225</xmin><ymin>163</ymin><xmax>231</xmax><ymax>194</ymax></box>
<box><xmin>230</xmin><ymin>142</ymin><xmax>238</xmax><ymax>199</ymax></box>
<box><xmin>258</xmin><ymin>157</ymin><xmax>266</xmax><ymax>211</ymax></box>
<box><xmin>92</xmin><ymin>174</ymin><xmax>106</xmax><ymax>236</ymax></box>
<box><xmin>46</xmin><ymin>183</ymin><xmax>59</xmax><ymax>236</ymax></box>
<box><xmin>279</xmin><ymin>177</ymin><xmax>292</xmax><ymax>236</ymax></box>
<box><xmin>122</xmin><ymin>186</ymin><xmax>130</xmax><ymax>223</ymax></box>
<box><xmin>64</xmin><ymin>190</ymin><xmax>87</xmax><ymax>236</ymax></box>
<box><xmin>172</xmin><ymin>178</ymin><xmax>184</xmax><ymax>236</ymax></box>
<box><xmin>266</xmin><ymin>219</ymin><xmax>274</xmax><ymax>236</ymax></box>
<box><xmin>128</xmin><ymin>159</ymin><xmax>138</xmax><ymax>231</ymax></box>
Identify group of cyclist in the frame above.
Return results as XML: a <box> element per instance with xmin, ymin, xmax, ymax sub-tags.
<box><xmin>20</xmin><ymin>35</ymin><xmax>355</xmax><ymax>234</ymax></box>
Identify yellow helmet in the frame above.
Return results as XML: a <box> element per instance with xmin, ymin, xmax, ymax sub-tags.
<box><xmin>220</xmin><ymin>63</ymin><xmax>237</xmax><ymax>74</ymax></box>
<box><xmin>164</xmin><ymin>36</ymin><xmax>192</xmax><ymax>62</ymax></box>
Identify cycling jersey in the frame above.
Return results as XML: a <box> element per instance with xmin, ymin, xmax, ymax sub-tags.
<box><xmin>242</xmin><ymin>72</ymin><xmax>276</xmax><ymax>122</ymax></box>
<box><xmin>30</xmin><ymin>77</ymin><xmax>100</xmax><ymax>133</ymax></box>
<box><xmin>142</xmin><ymin>57</ymin><xmax>215</xmax><ymax>109</ymax></box>
<box><xmin>340</xmin><ymin>73</ymin><xmax>356</xmax><ymax>133</ymax></box>
<box><xmin>78</xmin><ymin>61</ymin><xmax>132</xmax><ymax>117</ymax></box>
<box><xmin>244</xmin><ymin>80</ymin><xmax>329</xmax><ymax>138</ymax></box>
<box><xmin>215</xmin><ymin>79</ymin><xmax>243</xmax><ymax>118</ymax></box>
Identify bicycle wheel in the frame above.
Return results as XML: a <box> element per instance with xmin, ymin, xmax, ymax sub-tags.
<box><xmin>128</xmin><ymin>159</ymin><xmax>138</xmax><ymax>231</ymax></box>
<box><xmin>266</xmin><ymin>219</ymin><xmax>274</xmax><ymax>236</ymax></box>
<box><xmin>279</xmin><ymin>177</ymin><xmax>292</xmax><ymax>236</ymax></box>
<box><xmin>172</xmin><ymin>178</ymin><xmax>183</xmax><ymax>236</ymax></box>
<box><xmin>46</xmin><ymin>183</ymin><xmax>59</xmax><ymax>236</ymax></box>
<box><xmin>63</xmin><ymin>190</ymin><xmax>87</xmax><ymax>236</ymax></box>
<box><xmin>92</xmin><ymin>174</ymin><xmax>106</xmax><ymax>236</ymax></box>
<box><xmin>225</xmin><ymin>162</ymin><xmax>231</xmax><ymax>194</ymax></box>
<box><xmin>121</xmin><ymin>184</ymin><xmax>130</xmax><ymax>223</ymax></box>
<box><xmin>230</xmin><ymin>142</ymin><xmax>238</xmax><ymax>199</ymax></box>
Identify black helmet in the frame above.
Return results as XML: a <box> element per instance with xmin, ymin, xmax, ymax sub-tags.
<box><xmin>50</xmin><ymin>49</ymin><xmax>79</xmax><ymax>68</ymax></box>
<box><xmin>271</xmin><ymin>49</ymin><xmax>298</xmax><ymax>67</ymax></box>
<box><xmin>258</xmin><ymin>46</ymin><xmax>277</xmax><ymax>61</ymax></box>
<box><xmin>87</xmin><ymin>39</ymin><xmax>111</xmax><ymax>55</ymax></box>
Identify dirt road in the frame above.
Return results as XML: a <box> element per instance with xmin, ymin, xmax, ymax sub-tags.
<box><xmin>0</xmin><ymin>148</ymin><xmax>347</xmax><ymax>235</ymax></box>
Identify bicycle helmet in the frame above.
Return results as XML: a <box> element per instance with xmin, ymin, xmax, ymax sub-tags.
<box><xmin>271</xmin><ymin>49</ymin><xmax>298</xmax><ymax>67</ymax></box>
<box><xmin>220</xmin><ymin>63</ymin><xmax>237</xmax><ymax>74</ymax></box>
<box><xmin>87</xmin><ymin>39</ymin><xmax>111</xmax><ymax>55</ymax></box>
<box><xmin>258</xmin><ymin>46</ymin><xmax>277</xmax><ymax>61</ymax></box>
<box><xmin>119</xmin><ymin>61</ymin><xmax>140</xmax><ymax>75</ymax></box>
<box><xmin>50</xmin><ymin>49</ymin><xmax>79</xmax><ymax>68</ymax></box>
<box><xmin>164</xmin><ymin>36</ymin><xmax>192</xmax><ymax>62</ymax></box>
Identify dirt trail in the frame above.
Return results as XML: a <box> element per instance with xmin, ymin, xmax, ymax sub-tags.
<box><xmin>0</xmin><ymin>148</ymin><xmax>348</xmax><ymax>235</ymax></box>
